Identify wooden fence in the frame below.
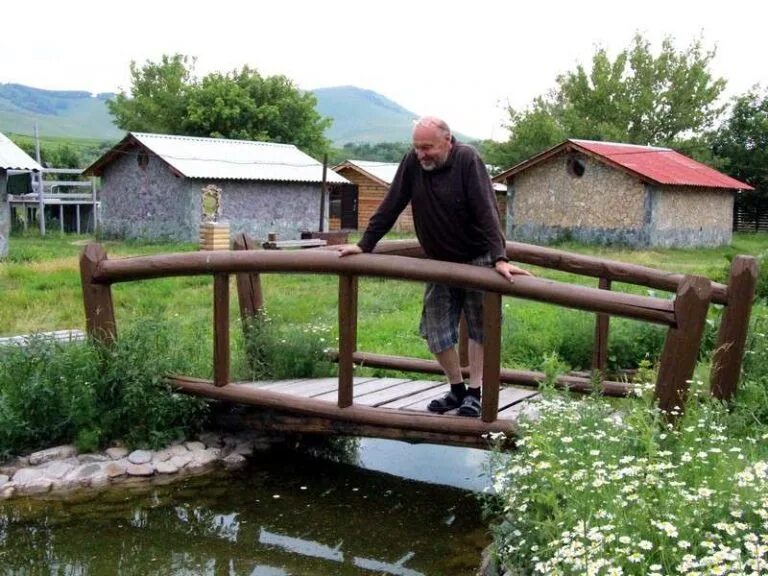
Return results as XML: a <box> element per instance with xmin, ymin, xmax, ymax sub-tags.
<box><xmin>79</xmin><ymin>237</ymin><xmax>757</xmax><ymax>428</ymax></box>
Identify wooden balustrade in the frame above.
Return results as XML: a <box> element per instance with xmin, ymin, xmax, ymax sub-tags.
<box><xmin>78</xmin><ymin>234</ymin><xmax>758</xmax><ymax>424</ymax></box>
<box><xmin>371</xmin><ymin>239</ymin><xmax>757</xmax><ymax>406</ymax></box>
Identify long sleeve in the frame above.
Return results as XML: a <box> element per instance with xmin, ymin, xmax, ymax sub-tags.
<box><xmin>464</xmin><ymin>153</ymin><xmax>507</xmax><ymax>262</ymax></box>
<box><xmin>357</xmin><ymin>157</ymin><xmax>413</xmax><ymax>253</ymax></box>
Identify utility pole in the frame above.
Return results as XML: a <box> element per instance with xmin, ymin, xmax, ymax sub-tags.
<box><xmin>319</xmin><ymin>153</ymin><xmax>328</xmax><ymax>232</ymax></box>
<box><xmin>34</xmin><ymin>123</ymin><xmax>45</xmax><ymax>235</ymax></box>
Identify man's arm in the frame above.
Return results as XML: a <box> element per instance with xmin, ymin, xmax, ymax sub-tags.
<box><xmin>336</xmin><ymin>156</ymin><xmax>413</xmax><ymax>257</ymax></box>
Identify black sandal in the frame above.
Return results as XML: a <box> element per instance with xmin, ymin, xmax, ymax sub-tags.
<box><xmin>457</xmin><ymin>394</ymin><xmax>481</xmax><ymax>418</ymax></box>
<box><xmin>427</xmin><ymin>391</ymin><xmax>463</xmax><ymax>414</ymax></box>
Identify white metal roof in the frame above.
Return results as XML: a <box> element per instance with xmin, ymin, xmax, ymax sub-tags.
<box><xmin>343</xmin><ymin>160</ymin><xmax>400</xmax><ymax>185</ymax></box>
<box><xmin>131</xmin><ymin>132</ymin><xmax>349</xmax><ymax>184</ymax></box>
<box><xmin>0</xmin><ymin>132</ymin><xmax>42</xmax><ymax>171</ymax></box>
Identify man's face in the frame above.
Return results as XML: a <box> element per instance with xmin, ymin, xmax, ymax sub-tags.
<box><xmin>412</xmin><ymin>125</ymin><xmax>452</xmax><ymax>171</ymax></box>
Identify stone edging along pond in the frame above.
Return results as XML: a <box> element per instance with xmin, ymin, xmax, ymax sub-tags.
<box><xmin>0</xmin><ymin>431</ymin><xmax>279</xmax><ymax>500</ymax></box>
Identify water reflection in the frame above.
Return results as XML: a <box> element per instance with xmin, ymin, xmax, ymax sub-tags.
<box><xmin>355</xmin><ymin>438</ymin><xmax>491</xmax><ymax>492</ymax></box>
<box><xmin>259</xmin><ymin>528</ymin><xmax>424</xmax><ymax>576</ymax></box>
<box><xmin>0</xmin><ymin>443</ymin><xmax>489</xmax><ymax>575</ymax></box>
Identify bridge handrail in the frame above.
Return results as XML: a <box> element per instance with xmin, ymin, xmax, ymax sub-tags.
<box><xmin>87</xmin><ymin>248</ymin><xmax>675</xmax><ymax>326</ymax></box>
<box><xmin>79</xmin><ymin>236</ymin><xmax>756</xmax><ymax>424</ymax></box>
<box><xmin>369</xmin><ymin>239</ymin><xmax>730</xmax><ymax>305</ymax></box>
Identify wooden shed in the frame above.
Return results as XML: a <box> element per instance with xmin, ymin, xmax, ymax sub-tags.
<box><xmin>493</xmin><ymin>139</ymin><xmax>754</xmax><ymax>248</ymax></box>
<box><xmin>332</xmin><ymin>160</ymin><xmax>413</xmax><ymax>232</ymax></box>
<box><xmin>84</xmin><ymin>132</ymin><xmax>350</xmax><ymax>242</ymax></box>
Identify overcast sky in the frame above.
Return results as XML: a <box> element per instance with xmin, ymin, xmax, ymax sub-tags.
<box><xmin>2</xmin><ymin>0</ymin><xmax>765</xmax><ymax>141</ymax></box>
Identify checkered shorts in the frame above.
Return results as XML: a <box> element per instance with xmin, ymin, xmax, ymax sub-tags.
<box><xmin>419</xmin><ymin>252</ymin><xmax>495</xmax><ymax>353</ymax></box>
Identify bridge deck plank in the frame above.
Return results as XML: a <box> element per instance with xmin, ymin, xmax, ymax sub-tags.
<box><xmin>171</xmin><ymin>376</ymin><xmax>543</xmax><ymax>445</ymax></box>
<box><xmin>312</xmin><ymin>377</ymin><xmax>412</xmax><ymax>402</ymax></box>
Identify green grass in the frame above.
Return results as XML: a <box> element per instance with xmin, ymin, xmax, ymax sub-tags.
<box><xmin>2</xmin><ymin>231</ymin><xmax>767</xmax><ymax>374</ymax></box>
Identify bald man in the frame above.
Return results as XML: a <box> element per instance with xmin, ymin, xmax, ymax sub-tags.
<box><xmin>335</xmin><ymin>117</ymin><xmax>530</xmax><ymax>417</ymax></box>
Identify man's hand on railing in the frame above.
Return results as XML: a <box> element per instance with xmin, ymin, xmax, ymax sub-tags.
<box><xmin>333</xmin><ymin>244</ymin><xmax>363</xmax><ymax>257</ymax></box>
<box><xmin>495</xmin><ymin>261</ymin><xmax>532</xmax><ymax>283</ymax></box>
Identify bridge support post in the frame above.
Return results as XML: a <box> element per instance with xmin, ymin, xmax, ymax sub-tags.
<box><xmin>481</xmin><ymin>292</ymin><xmax>502</xmax><ymax>423</ymax></box>
<box><xmin>338</xmin><ymin>274</ymin><xmax>358</xmax><ymax>408</ymax></box>
<box><xmin>79</xmin><ymin>243</ymin><xmax>116</xmax><ymax>345</ymax></box>
<box><xmin>655</xmin><ymin>276</ymin><xmax>712</xmax><ymax>417</ymax></box>
<box><xmin>710</xmin><ymin>256</ymin><xmax>758</xmax><ymax>402</ymax></box>
<box><xmin>591</xmin><ymin>277</ymin><xmax>611</xmax><ymax>383</ymax></box>
<box><xmin>213</xmin><ymin>273</ymin><xmax>230</xmax><ymax>387</ymax></box>
<box><xmin>233</xmin><ymin>233</ymin><xmax>264</xmax><ymax>329</ymax></box>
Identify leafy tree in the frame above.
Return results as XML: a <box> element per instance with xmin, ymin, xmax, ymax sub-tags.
<box><xmin>183</xmin><ymin>67</ymin><xmax>330</xmax><ymax>157</ymax></box>
<box><xmin>712</xmin><ymin>86</ymin><xmax>768</xmax><ymax>222</ymax></box>
<box><xmin>487</xmin><ymin>34</ymin><xmax>727</xmax><ymax>169</ymax></box>
<box><xmin>108</xmin><ymin>54</ymin><xmax>194</xmax><ymax>134</ymax></box>
<box><xmin>108</xmin><ymin>55</ymin><xmax>331</xmax><ymax>157</ymax></box>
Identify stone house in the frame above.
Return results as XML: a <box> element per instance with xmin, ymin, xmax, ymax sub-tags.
<box><xmin>492</xmin><ymin>139</ymin><xmax>753</xmax><ymax>248</ymax></box>
<box><xmin>0</xmin><ymin>132</ymin><xmax>42</xmax><ymax>257</ymax></box>
<box><xmin>84</xmin><ymin>132</ymin><xmax>350</xmax><ymax>242</ymax></box>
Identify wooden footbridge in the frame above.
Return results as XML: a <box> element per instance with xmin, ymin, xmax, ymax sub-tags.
<box><xmin>79</xmin><ymin>236</ymin><xmax>757</xmax><ymax>447</ymax></box>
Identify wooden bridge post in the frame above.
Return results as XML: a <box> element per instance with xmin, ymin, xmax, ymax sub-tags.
<box><xmin>338</xmin><ymin>274</ymin><xmax>358</xmax><ymax>408</ymax></box>
<box><xmin>710</xmin><ymin>255</ymin><xmax>759</xmax><ymax>402</ymax></box>
<box><xmin>233</xmin><ymin>233</ymin><xmax>264</xmax><ymax>330</ymax></box>
<box><xmin>79</xmin><ymin>244</ymin><xmax>117</xmax><ymax>345</ymax></box>
<box><xmin>481</xmin><ymin>292</ymin><xmax>502</xmax><ymax>423</ymax></box>
<box><xmin>655</xmin><ymin>276</ymin><xmax>712</xmax><ymax>417</ymax></box>
<box><xmin>213</xmin><ymin>273</ymin><xmax>230</xmax><ymax>387</ymax></box>
<box><xmin>591</xmin><ymin>277</ymin><xmax>611</xmax><ymax>381</ymax></box>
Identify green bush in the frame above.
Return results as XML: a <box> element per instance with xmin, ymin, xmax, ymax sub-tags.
<box><xmin>0</xmin><ymin>336</ymin><xmax>101</xmax><ymax>458</ymax></box>
<box><xmin>0</xmin><ymin>321</ymin><xmax>209</xmax><ymax>459</ymax></box>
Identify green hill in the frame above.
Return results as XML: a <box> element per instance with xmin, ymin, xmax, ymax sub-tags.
<box><xmin>0</xmin><ymin>83</ymin><xmax>122</xmax><ymax>140</ymax></box>
<box><xmin>0</xmin><ymin>82</ymin><xmax>471</xmax><ymax>146</ymax></box>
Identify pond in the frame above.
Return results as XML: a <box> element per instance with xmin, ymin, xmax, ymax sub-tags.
<box><xmin>0</xmin><ymin>438</ymin><xmax>494</xmax><ymax>575</ymax></box>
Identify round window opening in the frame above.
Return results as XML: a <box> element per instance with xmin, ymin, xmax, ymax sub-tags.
<box><xmin>567</xmin><ymin>155</ymin><xmax>586</xmax><ymax>178</ymax></box>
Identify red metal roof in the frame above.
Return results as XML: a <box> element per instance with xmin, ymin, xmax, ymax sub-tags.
<box><xmin>494</xmin><ymin>139</ymin><xmax>754</xmax><ymax>190</ymax></box>
<box><xmin>572</xmin><ymin>140</ymin><xmax>753</xmax><ymax>189</ymax></box>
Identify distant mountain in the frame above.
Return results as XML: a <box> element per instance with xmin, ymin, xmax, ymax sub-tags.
<box><xmin>0</xmin><ymin>83</ymin><xmax>122</xmax><ymax>140</ymax></box>
<box><xmin>0</xmin><ymin>82</ymin><xmax>467</xmax><ymax>145</ymax></box>
<box><xmin>313</xmin><ymin>86</ymin><xmax>419</xmax><ymax>144</ymax></box>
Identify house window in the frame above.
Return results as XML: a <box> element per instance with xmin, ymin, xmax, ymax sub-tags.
<box><xmin>566</xmin><ymin>154</ymin><xmax>586</xmax><ymax>178</ymax></box>
<box><xmin>137</xmin><ymin>150</ymin><xmax>149</xmax><ymax>170</ymax></box>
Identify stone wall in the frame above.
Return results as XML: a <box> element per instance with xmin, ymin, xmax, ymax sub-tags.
<box><xmin>222</xmin><ymin>180</ymin><xmax>325</xmax><ymax>241</ymax></box>
<box><xmin>508</xmin><ymin>153</ymin><xmax>646</xmax><ymax>245</ymax></box>
<box><xmin>0</xmin><ymin>171</ymin><xmax>7</xmax><ymax>258</ymax></box>
<box><xmin>99</xmin><ymin>152</ymin><xmax>325</xmax><ymax>242</ymax></box>
<box><xmin>651</xmin><ymin>186</ymin><xmax>733</xmax><ymax>247</ymax></box>
<box><xmin>507</xmin><ymin>152</ymin><xmax>734</xmax><ymax>247</ymax></box>
<box><xmin>99</xmin><ymin>152</ymin><xmax>194</xmax><ymax>241</ymax></box>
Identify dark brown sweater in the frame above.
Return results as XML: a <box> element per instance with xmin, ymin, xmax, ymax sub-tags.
<box><xmin>357</xmin><ymin>139</ymin><xmax>506</xmax><ymax>263</ymax></box>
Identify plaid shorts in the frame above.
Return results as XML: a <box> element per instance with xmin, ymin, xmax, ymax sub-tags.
<box><xmin>419</xmin><ymin>252</ymin><xmax>495</xmax><ymax>353</ymax></box>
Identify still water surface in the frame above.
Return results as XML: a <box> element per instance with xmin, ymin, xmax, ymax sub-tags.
<box><xmin>0</xmin><ymin>439</ymin><xmax>493</xmax><ymax>575</ymax></box>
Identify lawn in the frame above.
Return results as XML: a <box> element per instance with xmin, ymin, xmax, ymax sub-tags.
<box><xmin>2</xmin><ymin>231</ymin><xmax>767</xmax><ymax>379</ymax></box>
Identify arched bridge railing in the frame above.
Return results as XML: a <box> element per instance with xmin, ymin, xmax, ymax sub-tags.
<box><xmin>79</xmin><ymin>237</ymin><xmax>756</xmax><ymax>426</ymax></box>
